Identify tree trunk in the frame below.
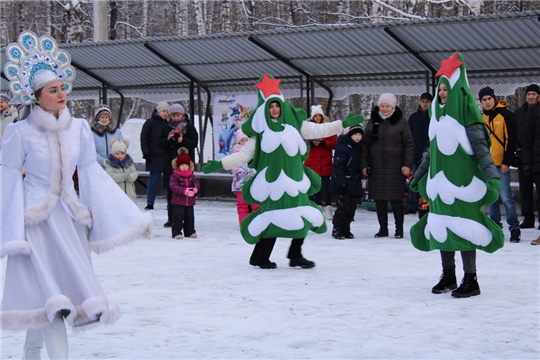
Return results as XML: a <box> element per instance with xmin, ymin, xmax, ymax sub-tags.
<box><xmin>110</xmin><ymin>1</ymin><xmax>118</xmax><ymax>40</ymax></box>
<box><xmin>193</xmin><ymin>0</ymin><xmax>206</xmax><ymax>35</ymax></box>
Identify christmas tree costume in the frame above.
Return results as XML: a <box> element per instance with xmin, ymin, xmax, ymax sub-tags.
<box><xmin>409</xmin><ymin>52</ymin><xmax>504</xmax><ymax>254</ymax></box>
<box><xmin>203</xmin><ymin>74</ymin><xmax>363</xmax><ymax>245</ymax></box>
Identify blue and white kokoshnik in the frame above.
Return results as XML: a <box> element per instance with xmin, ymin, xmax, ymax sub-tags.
<box><xmin>4</xmin><ymin>31</ymin><xmax>76</xmax><ymax>104</ymax></box>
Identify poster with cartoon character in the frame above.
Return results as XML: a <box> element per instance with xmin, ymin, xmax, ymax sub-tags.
<box><xmin>212</xmin><ymin>94</ymin><xmax>257</xmax><ymax>159</ymax></box>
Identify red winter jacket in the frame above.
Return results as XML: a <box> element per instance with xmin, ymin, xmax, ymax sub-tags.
<box><xmin>169</xmin><ymin>170</ymin><xmax>200</xmax><ymax>207</ymax></box>
<box><xmin>304</xmin><ymin>119</ymin><xmax>337</xmax><ymax>177</ymax></box>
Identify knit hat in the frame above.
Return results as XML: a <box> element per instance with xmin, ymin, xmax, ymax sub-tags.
<box><xmin>377</xmin><ymin>93</ymin><xmax>397</xmax><ymax>108</ymax></box>
<box><xmin>525</xmin><ymin>84</ymin><xmax>540</xmax><ymax>95</ymax></box>
<box><xmin>169</xmin><ymin>104</ymin><xmax>185</xmax><ymax>115</ymax></box>
<box><xmin>110</xmin><ymin>139</ymin><xmax>129</xmax><ymax>154</ymax></box>
<box><xmin>310</xmin><ymin>105</ymin><xmax>324</xmax><ymax>118</ymax></box>
<box><xmin>94</xmin><ymin>104</ymin><xmax>112</xmax><ymax>121</ymax></box>
<box><xmin>235</xmin><ymin>129</ymin><xmax>248</xmax><ymax>143</ymax></box>
<box><xmin>478</xmin><ymin>87</ymin><xmax>496</xmax><ymax>100</ymax></box>
<box><xmin>176</xmin><ymin>147</ymin><xmax>191</xmax><ymax>167</ymax></box>
<box><xmin>156</xmin><ymin>101</ymin><xmax>169</xmax><ymax>112</ymax></box>
<box><xmin>420</xmin><ymin>92</ymin><xmax>433</xmax><ymax>101</ymax></box>
<box><xmin>347</xmin><ymin>125</ymin><xmax>364</xmax><ymax>137</ymax></box>
<box><xmin>0</xmin><ymin>94</ymin><xmax>10</xmax><ymax>103</ymax></box>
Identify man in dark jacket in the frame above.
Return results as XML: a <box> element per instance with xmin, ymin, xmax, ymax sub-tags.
<box><xmin>140</xmin><ymin>101</ymin><xmax>169</xmax><ymax>210</ymax></box>
<box><xmin>514</xmin><ymin>84</ymin><xmax>539</xmax><ymax>229</ymax></box>
<box><xmin>522</xmin><ymin>99</ymin><xmax>540</xmax><ymax>244</ymax></box>
<box><xmin>479</xmin><ymin>87</ymin><xmax>520</xmax><ymax>242</ymax></box>
<box><xmin>405</xmin><ymin>92</ymin><xmax>432</xmax><ymax>214</ymax></box>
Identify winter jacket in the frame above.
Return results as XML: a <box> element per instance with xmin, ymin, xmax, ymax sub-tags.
<box><xmin>481</xmin><ymin>100</ymin><xmax>517</xmax><ymax>167</ymax></box>
<box><xmin>232</xmin><ymin>164</ymin><xmax>256</xmax><ymax>192</ymax></box>
<box><xmin>140</xmin><ymin>111</ymin><xmax>167</xmax><ymax>172</ymax></box>
<box><xmin>361</xmin><ymin>106</ymin><xmax>414</xmax><ymax>201</ymax></box>
<box><xmin>514</xmin><ymin>101</ymin><xmax>531</xmax><ymax>152</ymax></box>
<box><xmin>170</xmin><ymin>170</ymin><xmax>200</xmax><ymax>207</ymax></box>
<box><xmin>0</xmin><ymin>106</ymin><xmax>18</xmax><ymax>148</ymax></box>
<box><xmin>90</xmin><ymin>117</ymin><xmax>123</xmax><ymax>169</ymax></box>
<box><xmin>157</xmin><ymin>116</ymin><xmax>199</xmax><ymax>189</ymax></box>
<box><xmin>522</xmin><ymin>103</ymin><xmax>540</xmax><ymax>173</ymax></box>
<box><xmin>329</xmin><ymin>135</ymin><xmax>363</xmax><ymax>196</ymax></box>
<box><xmin>407</xmin><ymin>108</ymin><xmax>430</xmax><ymax>164</ymax></box>
<box><xmin>105</xmin><ymin>154</ymin><xmax>139</xmax><ymax>204</ymax></box>
<box><xmin>303</xmin><ymin>116</ymin><xmax>337</xmax><ymax>177</ymax></box>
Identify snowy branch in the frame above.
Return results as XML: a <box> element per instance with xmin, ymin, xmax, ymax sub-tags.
<box><xmin>373</xmin><ymin>0</ymin><xmax>425</xmax><ymax>19</ymax></box>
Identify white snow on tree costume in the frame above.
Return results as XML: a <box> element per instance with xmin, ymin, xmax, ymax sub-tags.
<box><xmin>410</xmin><ymin>52</ymin><xmax>504</xmax><ymax>253</ymax></box>
<box><xmin>1</xmin><ymin>31</ymin><xmax>153</xmax><ymax>330</ymax></box>
<box><xmin>205</xmin><ymin>74</ymin><xmax>363</xmax><ymax>244</ymax></box>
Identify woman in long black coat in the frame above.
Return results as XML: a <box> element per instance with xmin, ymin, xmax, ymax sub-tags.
<box><xmin>361</xmin><ymin>93</ymin><xmax>414</xmax><ymax>238</ymax></box>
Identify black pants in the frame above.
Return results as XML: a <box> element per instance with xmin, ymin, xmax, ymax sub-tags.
<box><xmin>333</xmin><ymin>194</ymin><xmax>358</xmax><ymax>233</ymax></box>
<box><xmin>310</xmin><ymin>176</ymin><xmax>332</xmax><ymax>206</ymax></box>
<box><xmin>250</xmin><ymin>238</ymin><xmax>305</xmax><ymax>265</ymax></box>
<box><xmin>518</xmin><ymin>166</ymin><xmax>536</xmax><ymax>222</ymax></box>
<box><xmin>440</xmin><ymin>250</ymin><xmax>476</xmax><ymax>274</ymax></box>
<box><xmin>172</xmin><ymin>205</ymin><xmax>195</xmax><ymax>237</ymax></box>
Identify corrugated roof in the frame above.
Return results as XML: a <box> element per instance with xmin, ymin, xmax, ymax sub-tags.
<box><xmin>1</xmin><ymin>10</ymin><xmax>539</xmax><ymax>98</ymax></box>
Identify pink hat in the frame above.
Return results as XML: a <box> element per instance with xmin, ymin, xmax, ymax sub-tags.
<box><xmin>235</xmin><ymin>129</ymin><xmax>248</xmax><ymax>143</ymax></box>
<box><xmin>377</xmin><ymin>93</ymin><xmax>397</xmax><ymax>108</ymax></box>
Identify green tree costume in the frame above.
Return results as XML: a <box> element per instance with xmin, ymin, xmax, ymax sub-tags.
<box><xmin>203</xmin><ymin>74</ymin><xmax>363</xmax><ymax>244</ymax></box>
<box><xmin>410</xmin><ymin>52</ymin><xmax>504</xmax><ymax>253</ymax></box>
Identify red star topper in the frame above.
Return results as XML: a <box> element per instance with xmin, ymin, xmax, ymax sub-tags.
<box><xmin>254</xmin><ymin>74</ymin><xmax>281</xmax><ymax>97</ymax></box>
<box><xmin>435</xmin><ymin>52</ymin><xmax>463</xmax><ymax>78</ymax></box>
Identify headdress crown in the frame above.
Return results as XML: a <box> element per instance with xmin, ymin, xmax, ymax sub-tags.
<box><xmin>4</xmin><ymin>31</ymin><xmax>76</xmax><ymax>104</ymax></box>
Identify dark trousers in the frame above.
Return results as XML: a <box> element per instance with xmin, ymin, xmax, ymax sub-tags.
<box><xmin>333</xmin><ymin>194</ymin><xmax>358</xmax><ymax>233</ymax></box>
<box><xmin>172</xmin><ymin>205</ymin><xmax>195</xmax><ymax>237</ymax></box>
<box><xmin>310</xmin><ymin>176</ymin><xmax>332</xmax><ymax>206</ymax></box>
<box><xmin>250</xmin><ymin>238</ymin><xmax>305</xmax><ymax>265</ymax></box>
<box><xmin>518</xmin><ymin>166</ymin><xmax>536</xmax><ymax>222</ymax></box>
<box><xmin>166</xmin><ymin>188</ymin><xmax>173</xmax><ymax>222</ymax></box>
<box><xmin>440</xmin><ymin>250</ymin><xmax>476</xmax><ymax>274</ymax></box>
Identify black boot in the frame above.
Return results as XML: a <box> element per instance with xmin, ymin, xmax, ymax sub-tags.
<box><xmin>431</xmin><ymin>268</ymin><xmax>458</xmax><ymax>294</ymax></box>
<box><xmin>289</xmin><ymin>256</ymin><xmax>315</xmax><ymax>268</ymax></box>
<box><xmin>393</xmin><ymin>204</ymin><xmax>404</xmax><ymax>238</ymax></box>
<box><xmin>451</xmin><ymin>273</ymin><xmax>481</xmax><ymax>298</ymax></box>
<box><xmin>332</xmin><ymin>228</ymin><xmax>345</xmax><ymax>240</ymax></box>
<box><xmin>375</xmin><ymin>201</ymin><xmax>388</xmax><ymax>238</ymax></box>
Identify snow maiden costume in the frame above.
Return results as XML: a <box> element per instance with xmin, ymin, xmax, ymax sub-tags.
<box><xmin>203</xmin><ymin>74</ymin><xmax>363</xmax><ymax>268</ymax></box>
<box><xmin>1</xmin><ymin>31</ymin><xmax>153</xmax><ymax>356</ymax></box>
<box><xmin>409</xmin><ymin>52</ymin><xmax>504</xmax><ymax>297</ymax></box>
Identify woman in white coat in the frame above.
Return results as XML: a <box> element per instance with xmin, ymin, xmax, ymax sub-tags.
<box><xmin>1</xmin><ymin>31</ymin><xmax>153</xmax><ymax>359</ymax></box>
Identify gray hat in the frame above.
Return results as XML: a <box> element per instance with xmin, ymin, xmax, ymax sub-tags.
<box><xmin>156</xmin><ymin>101</ymin><xmax>169</xmax><ymax>112</ymax></box>
<box><xmin>0</xmin><ymin>94</ymin><xmax>10</xmax><ymax>103</ymax></box>
<box><xmin>168</xmin><ymin>104</ymin><xmax>185</xmax><ymax>115</ymax></box>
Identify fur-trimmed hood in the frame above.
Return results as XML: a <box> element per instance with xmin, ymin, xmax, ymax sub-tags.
<box><xmin>370</xmin><ymin>106</ymin><xmax>403</xmax><ymax>125</ymax></box>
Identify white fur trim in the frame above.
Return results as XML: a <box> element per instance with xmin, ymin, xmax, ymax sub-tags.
<box><xmin>89</xmin><ymin>212</ymin><xmax>153</xmax><ymax>254</ymax></box>
<box><xmin>45</xmin><ymin>295</ymin><xmax>77</xmax><ymax>325</ymax></box>
<box><xmin>1</xmin><ymin>295</ymin><xmax>77</xmax><ymax>330</ymax></box>
<box><xmin>1</xmin><ymin>308</ymin><xmax>49</xmax><ymax>330</ymax></box>
<box><xmin>0</xmin><ymin>240</ymin><xmax>31</xmax><ymax>258</ymax></box>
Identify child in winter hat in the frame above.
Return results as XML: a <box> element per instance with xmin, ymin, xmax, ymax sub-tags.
<box><xmin>169</xmin><ymin>147</ymin><xmax>199</xmax><ymax>239</ymax></box>
<box><xmin>231</xmin><ymin>129</ymin><xmax>259</xmax><ymax>224</ymax></box>
<box><xmin>94</xmin><ymin>104</ymin><xmax>113</xmax><ymax>124</ymax></box>
<box><xmin>105</xmin><ymin>139</ymin><xmax>138</xmax><ymax>204</ymax></box>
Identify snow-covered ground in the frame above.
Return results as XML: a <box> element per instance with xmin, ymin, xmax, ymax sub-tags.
<box><xmin>2</xmin><ymin>197</ymin><xmax>539</xmax><ymax>359</ymax></box>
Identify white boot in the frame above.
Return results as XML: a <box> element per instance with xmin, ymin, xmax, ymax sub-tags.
<box><xmin>325</xmin><ymin>206</ymin><xmax>333</xmax><ymax>220</ymax></box>
<box><xmin>23</xmin><ymin>329</ymin><xmax>44</xmax><ymax>360</ymax></box>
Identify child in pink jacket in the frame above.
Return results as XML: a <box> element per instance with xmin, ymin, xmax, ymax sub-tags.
<box><xmin>169</xmin><ymin>147</ymin><xmax>200</xmax><ymax>239</ymax></box>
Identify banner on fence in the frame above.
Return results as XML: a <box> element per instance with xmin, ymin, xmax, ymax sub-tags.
<box><xmin>212</xmin><ymin>94</ymin><xmax>257</xmax><ymax>160</ymax></box>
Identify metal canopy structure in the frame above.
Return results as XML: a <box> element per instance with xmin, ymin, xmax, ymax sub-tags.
<box><xmin>2</xmin><ymin>10</ymin><xmax>539</xmax><ymax>101</ymax></box>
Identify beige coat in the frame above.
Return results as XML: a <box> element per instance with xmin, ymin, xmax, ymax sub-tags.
<box><xmin>105</xmin><ymin>162</ymin><xmax>139</xmax><ymax>204</ymax></box>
